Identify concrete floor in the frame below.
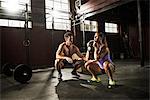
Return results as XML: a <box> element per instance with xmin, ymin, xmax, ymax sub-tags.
<box><xmin>0</xmin><ymin>60</ymin><xmax>149</xmax><ymax>100</ymax></box>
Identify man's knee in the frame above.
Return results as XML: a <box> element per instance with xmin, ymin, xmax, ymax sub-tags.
<box><xmin>55</xmin><ymin>59</ymin><xmax>64</xmax><ymax>69</ymax></box>
<box><xmin>74</xmin><ymin>60</ymin><xmax>84</xmax><ymax>67</ymax></box>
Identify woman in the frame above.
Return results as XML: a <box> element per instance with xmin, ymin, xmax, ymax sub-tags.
<box><xmin>85</xmin><ymin>32</ymin><xmax>115</xmax><ymax>85</ymax></box>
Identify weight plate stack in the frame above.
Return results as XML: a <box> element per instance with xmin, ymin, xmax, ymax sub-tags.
<box><xmin>2</xmin><ymin>63</ymin><xmax>14</xmax><ymax>77</ymax></box>
<box><xmin>14</xmin><ymin>64</ymin><xmax>32</xmax><ymax>83</ymax></box>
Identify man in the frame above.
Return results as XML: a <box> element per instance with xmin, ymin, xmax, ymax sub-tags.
<box><xmin>55</xmin><ymin>32</ymin><xmax>86</xmax><ymax>80</ymax></box>
<box><xmin>85</xmin><ymin>32</ymin><xmax>116</xmax><ymax>85</ymax></box>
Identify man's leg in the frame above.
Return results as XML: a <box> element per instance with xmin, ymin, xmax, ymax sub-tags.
<box><xmin>55</xmin><ymin>59</ymin><xmax>64</xmax><ymax>79</ymax></box>
<box><xmin>71</xmin><ymin>60</ymin><xmax>84</xmax><ymax>77</ymax></box>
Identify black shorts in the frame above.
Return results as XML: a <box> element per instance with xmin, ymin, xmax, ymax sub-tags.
<box><xmin>61</xmin><ymin>59</ymin><xmax>84</xmax><ymax>67</ymax></box>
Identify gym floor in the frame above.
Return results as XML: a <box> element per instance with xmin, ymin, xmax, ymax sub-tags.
<box><xmin>0</xmin><ymin>60</ymin><xmax>149</xmax><ymax>100</ymax></box>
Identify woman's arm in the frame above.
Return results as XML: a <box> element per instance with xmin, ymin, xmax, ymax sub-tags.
<box><xmin>98</xmin><ymin>46</ymin><xmax>109</xmax><ymax>60</ymax></box>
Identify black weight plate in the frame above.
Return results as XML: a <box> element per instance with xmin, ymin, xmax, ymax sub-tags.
<box><xmin>2</xmin><ymin>63</ymin><xmax>13</xmax><ymax>76</ymax></box>
<box><xmin>14</xmin><ymin>64</ymin><xmax>32</xmax><ymax>83</ymax></box>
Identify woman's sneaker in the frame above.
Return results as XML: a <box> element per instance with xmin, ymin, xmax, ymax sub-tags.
<box><xmin>96</xmin><ymin>77</ymin><xmax>101</xmax><ymax>82</ymax></box>
<box><xmin>88</xmin><ymin>77</ymin><xmax>101</xmax><ymax>83</ymax></box>
<box><xmin>109</xmin><ymin>80</ymin><xmax>116</xmax><ymax>85</ymax></box>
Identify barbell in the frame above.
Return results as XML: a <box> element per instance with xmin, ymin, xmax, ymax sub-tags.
<box><xmin>2</xmin><ymin>63</ymin><xmax>32</xmax><ymax>83</ymax></box>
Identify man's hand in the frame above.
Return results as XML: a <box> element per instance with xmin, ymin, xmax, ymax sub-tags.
<box><xmin>65</xmin><ymin>57</ymin><xmax>73</xmax><ymax>63</ymax></box>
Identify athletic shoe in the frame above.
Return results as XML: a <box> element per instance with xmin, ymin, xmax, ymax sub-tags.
<box><xmin>109</xmin><ymin>80</ymin><xmax>116</xmax><ymax>85</ymax></box>
<box><xmin>88</xmin><ymin>77</ymin><xmax>101</xmax><ymax>83</ymax></box>
<box><xmin>90</xmin><ymin>77</ymin><xmax>97</xmax><ymax>81</ymax></box>
<box><xmin>96</xmin><ymin>77</ymin><xmax>101</xmax><ymax>82</ymax></box>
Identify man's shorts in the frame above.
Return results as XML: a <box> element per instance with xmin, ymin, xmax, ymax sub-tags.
<box><xmin>61</xmin><ymin>59</ymin><xmax>84</xmax><ymax>67</ymax></box>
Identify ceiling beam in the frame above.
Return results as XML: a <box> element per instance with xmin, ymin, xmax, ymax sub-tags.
<box><xmin>78</xmin><ymin>0</ymin><xmax>135</xmax><ymax>20</ymax></box>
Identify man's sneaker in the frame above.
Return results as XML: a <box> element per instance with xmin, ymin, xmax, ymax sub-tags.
<box><xmin>71</xmin><ymin>71</ymin><xmax>80</xmax><ymax>77</ymax></box>
<box><xmin>58</xmin><ymin>73</ymin><xmax>62</xmax><ymax>79</ymax></box>
<box><xmin>109</xmin><ymin>80</ymin><xmax>116</xmax><ymax>85</ymax></box>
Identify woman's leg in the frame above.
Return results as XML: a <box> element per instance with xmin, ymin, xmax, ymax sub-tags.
<box><xmin>103</xmin><ymin>61</ymin><xmax>115</xmax><ymax>85</ymax></box>
<box><xmin>108</xmin><ymin>63</ymin><xmax>115</xmax><ymax>73</ymax></box>
<box><xmin>85</xmin><ymin>61</ymin><xmax>101</xmax><ymax>82</ymax></box>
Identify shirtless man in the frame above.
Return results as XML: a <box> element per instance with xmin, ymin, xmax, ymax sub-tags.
<box><xmin>55</xmin><ymin>32</ymin><xmax>86</xmax><ymax>80</ymax></box>
<box><xmin>85</xmin><ymin>32</ymin><xmax>116</xmax><ymax>85</ymax></box>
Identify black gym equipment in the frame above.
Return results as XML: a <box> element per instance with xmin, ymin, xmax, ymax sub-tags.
<box><xmin>2</xmin><ymin>63</ymin><xmax>32</xmax><ymax>83</ymax></box>
<box><xmin>2</xmin><ymin>63</ymin><xmax>14</xmax><ymax>77</ymax></box>
<box><xmin>2</xmin><ymin>4</ymin><xmax>32</xmax><ymax>84</ymax></box>
<box><xmin>14</xmin><ymin>64</ymin><xmax>32</xmax><ymax>83</ymax></box>
<box><xmin>87</xmin><ymin>40</ymin><xmax>94</xmax><ymax>59</ymax></box>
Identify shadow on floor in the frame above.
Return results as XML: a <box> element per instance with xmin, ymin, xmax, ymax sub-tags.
<box><xmin>56</xmin><ymin>79</ymin><xmax>149</xmax><ymax>100</ymax></box>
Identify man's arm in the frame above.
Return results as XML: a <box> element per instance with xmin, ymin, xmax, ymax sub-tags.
<box><xmin>56</xmin><ymin>43</ymin><xmax>66</xmax><ymax>60</ymax></box>
<box><xmin>56</xmin><ymin>43</ymin><xmax>73</xmax><ymax>63</ymax></box>
<box><xmin>75</xmin><ymin>46</ymin><xmax>87</xmax><ymax>61</ymax></box>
